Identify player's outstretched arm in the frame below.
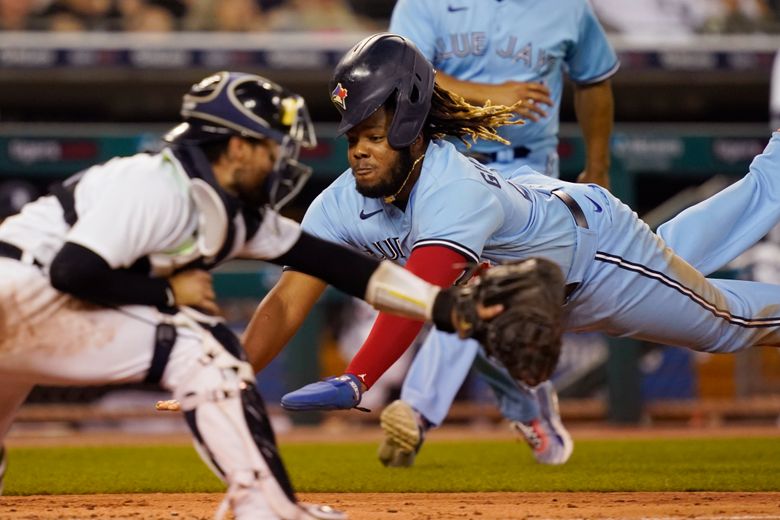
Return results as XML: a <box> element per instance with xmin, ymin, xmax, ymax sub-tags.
<box><xmin>280</xmin><ymin>257</ymin><xmax>567</xmax><ymax>412</ymax></box>
<box><xmin>279</xmin><ymin>245</ymin><xmax>474</xmax><ymax>412</ymax></box>
<box><xmin>243</xmin><ymin>269</ymin><xmax>327</xmax><ymax>373</ymax></box>
<box><xmin>243</xmin><ymin>231</ymin><xmax>491</xmax><ymax>373</ymax></box>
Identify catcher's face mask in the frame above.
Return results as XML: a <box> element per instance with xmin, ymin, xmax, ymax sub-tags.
<box><xmin>263</xmin><ymin>96</ymin><xmax>316</xmax><ymax>211</ymax></box>
<box><xmin>165</xmin><ymin>71</ymin><xmax>317</xmax><ymax>211</ymax></box>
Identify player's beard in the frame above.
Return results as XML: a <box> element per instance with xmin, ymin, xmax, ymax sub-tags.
<box><xmin>355</xmin><ymin>148</ymin><xmax>414</xmax><ymax>199</ymax></box>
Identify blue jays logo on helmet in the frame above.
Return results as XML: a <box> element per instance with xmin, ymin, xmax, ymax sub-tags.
<box><xmin>331</xmin><ymin>83</ymin><xmax>348</xmax><ymax>111</ymax></box>
<box><xmin>330</xmin><ymin>33</ymin><xmax>435</xmax><ymax>149</ymax></box>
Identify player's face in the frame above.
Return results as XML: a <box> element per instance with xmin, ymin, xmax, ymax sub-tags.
<box><xmin>346</xmin><ymin>108</ymin><xmax>413</xmax><ymax>199</ymax></box>
<box><xmin>231</xmin><ymin>138</ymin><xmax>278</xmax><ymax>206</ymax></box>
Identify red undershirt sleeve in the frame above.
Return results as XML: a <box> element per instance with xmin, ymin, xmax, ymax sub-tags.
<box><xmin>345</xmin><ymin>244</ymin><xmax>470</xmax><ymax>388</ymax></box>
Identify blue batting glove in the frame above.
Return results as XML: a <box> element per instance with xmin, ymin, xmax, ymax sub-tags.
<box><xmin>281</xmin><ymin>374</ymin><xmax>364</xmax><ymax>411</ymax></box>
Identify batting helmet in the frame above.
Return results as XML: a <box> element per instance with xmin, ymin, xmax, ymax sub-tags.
<box><xmin>164</xmin><ymin>71</ymin><xmax>316</xmax><ymax>210</ymax></box>
<box><xmin>330</xmin><ymin>33</ymin><xmax>435</xmax><ymax>149</ymax></box>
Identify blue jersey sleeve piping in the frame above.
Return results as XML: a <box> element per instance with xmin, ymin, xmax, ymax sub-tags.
<box><xmin>572</xmin><ymin>60</ymin><xmax>620</xmax><ymax>86</ymax></box>
<box><xmin>412</xmin><ymin>238</ymin><xmax>480</xmax><ymax>264</ymax></box>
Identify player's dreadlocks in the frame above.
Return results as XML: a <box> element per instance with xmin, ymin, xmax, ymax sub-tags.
<box><xmin>424</xmin><ymin>83</ymin><xmax>523</xmax><ymax>147</ymax></box>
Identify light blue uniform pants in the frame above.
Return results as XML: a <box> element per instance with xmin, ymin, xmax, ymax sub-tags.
<box><xmin>402</xmin><ymin>133</ymin><xmax>780</xmax><ymax>426</ymax></box>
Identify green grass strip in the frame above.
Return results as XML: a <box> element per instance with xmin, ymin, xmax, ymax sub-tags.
<box><xmin>5</xmin><ymin>437</ymin><xmax>780</xmax><ymax>495</ymax></box>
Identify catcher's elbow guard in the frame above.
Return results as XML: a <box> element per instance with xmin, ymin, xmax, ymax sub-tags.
<box><xmin>364</xmin><ymin>261</ymin><xmax>440</xmax><ymax>321</ymax></box>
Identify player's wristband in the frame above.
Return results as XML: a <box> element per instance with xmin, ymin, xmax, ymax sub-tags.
<box><xmin>364</xmin><ymin>261</ymin><xmax>440</xmax><ymax>321</ymax></box>
<box><xmin>431</xmin><ymin>288</ymin><xmax>457</xmax><ymax>333</ymax></box>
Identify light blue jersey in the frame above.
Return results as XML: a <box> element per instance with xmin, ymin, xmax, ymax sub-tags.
<box><xmin>305</xmin><ymin>135</ymin><xmax>780</xmax><ymax>352</ymax></box>
<box><xmin>390</xmin><ymin>0</ymin><xmax>619</xmax><ymax>175</ymax></box>
<box><xmin>303</xmin><ymin>140</ymin><xmax>579</xmax><ymax>279</ymax></box>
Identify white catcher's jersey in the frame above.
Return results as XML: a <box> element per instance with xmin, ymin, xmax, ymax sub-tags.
<box><xmin>0</xmin><ymin>148</ymin><xmax>301</xmax><ymax>272</ymax></box>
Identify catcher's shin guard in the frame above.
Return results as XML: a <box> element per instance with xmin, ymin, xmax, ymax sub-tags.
<box><xmin>174</xmin><ymin>336</ymin><xmax>345</xmax><ymax>520</ymax></box>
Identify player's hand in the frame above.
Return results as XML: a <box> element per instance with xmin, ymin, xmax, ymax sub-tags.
<box><xmin>482</xmin><ymin>81</ymin><xmax>552</xmax><ymax>121</ymax></box>
<box><xmin>168</xmin><ymin>269</ymin><xmax>220</xmax><ymax>315</ymax></box>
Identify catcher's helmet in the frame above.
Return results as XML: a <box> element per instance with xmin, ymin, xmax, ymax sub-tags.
<box><xmin>164</xmin><ymin>71</ymin><xmax>316</xmax><ymax>210</ymax></box>
<box><xmin>330</xmin><ymin>33</ymin><xmax>434</xmax><ymax>149</ymax></box>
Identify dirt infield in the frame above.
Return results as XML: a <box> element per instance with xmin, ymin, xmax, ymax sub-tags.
<box><xmin>3</xmin><ymin>492</ymin><xmax>780</xmax><ymax>519</ymax></box>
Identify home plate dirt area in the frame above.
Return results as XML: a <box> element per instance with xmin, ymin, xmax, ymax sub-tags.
<box><xmin>2</xmin><ymin>491</ymin><xmax>780</xmax><ymax>519</ymax></box>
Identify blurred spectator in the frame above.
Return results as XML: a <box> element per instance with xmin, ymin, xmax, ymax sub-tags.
<box><xmin>0</xmin><ymin>0</ymin><xmax>40</xmax><ymax>31</ymax></box>
<box><xmin>592</xmin><ymin>0</ymin><xmax>780</xmax><ymax>35</ymax></box>
<box><xmin>264</xmin><ymin>0</ymin><xmax>379</xmax><ymax>32</ymax></box>
<box><xmin>39</xmin><ymin>0</ymin><xmax>117</xmax><ymax>31</ymax></box>
<box><xmin>185</xmin><ymin>0</ymin><xmax>266</xmax><ymax>32</ymax></box>
<box><xmin>702</xmin><ymin>0</ymin><xmax>780</xmax><ymax>33</ymax></box>
<box><xmin>591</xmin><ymin>0</ymin><xmax>719</xmax><ymax>35</ymax></box>
<box><xmin>120</xmin><ymin>0</ymin><xmax>186</xmax><ymax>31</ymax></box>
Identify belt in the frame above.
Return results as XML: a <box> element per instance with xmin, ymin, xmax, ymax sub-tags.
<box><xmin>468</xmin><ymin>145</ymin><xmax>531</xmax><ymax>164</ymax></box>
<box><xmin>551</xmin><ymin>190</ymin><xmax>588</xmax><ymax>229</ymax></box>
<box><xmin>550</xmin><ymin>190</ymin><xmax>588</xmax><ymax>299</ymax></box>
<box><xmin>0</xmin><ymin>240</ymin><xmax>43</xmax><ymax>267</ymax></box>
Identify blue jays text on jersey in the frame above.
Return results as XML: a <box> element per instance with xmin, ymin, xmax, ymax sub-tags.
<box><xmin>390</xmin><ymin>0</ymin><xmax>619</xmax><ymax>167</ymax></box>
<box><xmin>433</xmin><ymin>33</ymin><xmax>557</xmax><ymax>75</ymax></box>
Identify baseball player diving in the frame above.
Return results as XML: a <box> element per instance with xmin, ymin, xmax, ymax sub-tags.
<box><xmin>0</xmin><ymin>71</ymin><xmax>518</xmax><ymax>519</ymax></box>
<box><xmin>247</xmin><ymin>34</ymin><xmax>780</xmax><ymax>460</ymax></box>
<box><xmin>371</xmin><ymin>0</ymin><xmax>620</xmax><ymax>467</ymax></box>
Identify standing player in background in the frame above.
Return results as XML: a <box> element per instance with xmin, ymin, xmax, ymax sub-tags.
<box><xmin>267</xmin><ymin>33</ymin><xmax>780</xmax><ymax>466</ymax></box>
<box><xmin>370</xmin><ymin>0</ymin><xmax>619</xmax><ymax>467</ymax></box>
<box><xmin>0</xmin><ymin>70</ymin><xmax>505</xmax><ymax>518</ymax></box>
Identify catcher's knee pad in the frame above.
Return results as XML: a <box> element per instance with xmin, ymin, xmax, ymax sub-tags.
<box><xmin>173</xmin><ymin>338</ymin><xmax>304</xmax><ymax>519</ymax></box>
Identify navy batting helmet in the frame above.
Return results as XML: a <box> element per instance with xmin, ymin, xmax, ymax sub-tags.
<box><xmin>165</xmin><ymin>71</ymin><xmax>316</xmax><ymax>210</ymax></box>
<box><xmin>330</xmin><ymin>33</ymin><xmax>435</xmax><ymax>149</ymax></box>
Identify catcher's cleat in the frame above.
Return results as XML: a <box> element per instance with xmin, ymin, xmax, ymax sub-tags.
<box><xmin>378</xmin><ymin>399</ymin><xmax>425</xmax><ymax>467</ymax></box>
<box><xmin>511</xmin><ymin>381</ymin><xmax>573</xmax><ymax>465</ymax></box>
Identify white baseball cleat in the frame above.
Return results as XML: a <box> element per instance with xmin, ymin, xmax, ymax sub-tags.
<box><xmin>377</xmin><ymin>399</ymin><xmax>425</xmax><ymax>467</ymax></box>
<box><xmin>511</xmin><ymin>381</ymin><xmax>573</xmax><ymax>465</ymax></box>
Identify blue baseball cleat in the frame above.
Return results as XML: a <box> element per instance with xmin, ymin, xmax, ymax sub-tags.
<box><xmin>281</xmin><ymin>374</ymin><xmax>364</xmax><ymax>411</ymax></box>
<box><xmin>511</xmin><ymin>380</ymin><xmax>573</xmax><ymax>465</ymax></box>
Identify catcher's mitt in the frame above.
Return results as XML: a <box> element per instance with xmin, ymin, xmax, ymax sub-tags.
<box><xmin>453</xmin><ymin>258</ymin><xmax>566</xmax><ymax>387</ymax></box>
